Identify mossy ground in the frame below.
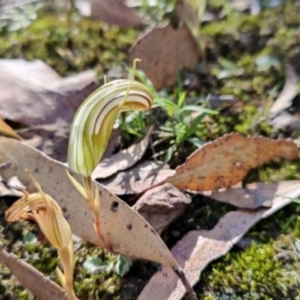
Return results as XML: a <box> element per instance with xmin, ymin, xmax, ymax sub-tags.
<box><xmin>1</xmin><ymin>2</ymin><xmax>300</xmax><ymax>299</ymax></box>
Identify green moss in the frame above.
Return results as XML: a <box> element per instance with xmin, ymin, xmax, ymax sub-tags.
<box><xmin>0</xmin><ymin>11</ymin><xmax>138</xmax><ymax>77</ymax></box>
<box><xmin>196</xmin><ymin>204</ymin><xmax>300</xmax><ymax>299</ymax></box>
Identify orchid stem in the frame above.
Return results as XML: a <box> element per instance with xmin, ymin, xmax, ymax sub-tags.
<box><xmin>82</xmin><ymin>176</ymin><xmax>110</xmax><ymax>250</ymax></box>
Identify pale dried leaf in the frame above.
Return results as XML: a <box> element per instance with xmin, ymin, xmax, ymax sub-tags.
<box><xmin>91</xmin><ymin>0</ymin><xmax>145</xmax><ymax>28</ymax></box>
<box><xmin>92</xmin><ymin>127</ymin><xmax>152</xmax><ymax>179</ymax></box>
<box><xmin>18</xmin><ymin>122</ymin><xmax>70</xmax><ymax>162</ymax></box>
<box><xmin>0</xmin><ymin>137</ymin><xmax>177</xmax><ymax>267</ymax></box>
<box><xmin>0</xmin><ymin>118</ymin><xmax>21</xmax><ymax>140</ymax></box>
<box><xmin>0</xmin><ymin>59</ymin><xmax>97</xmax><ymax>126</ymax></box>
<box><xmin>0</xmin><ymin>241</ymin><xmax>69</xmax><ymax>300</ymax></box>
<box><xmin>269</xmin><ymin>111</ymin><xmax>300</xmax><ymax>131</ymax></box>
<box><xmin>138</xmin><ymin>181</ymin><xmax>300</xmax><ymax>300</ymax></box>
<box><xmin>99</xmin><ymin>161</ymin><xmax>175</xmax><ymax>195</ymax></box>
<box><xmin>203</xmin><ymin>181</ymin><xmax>291</xmax><ymax>209</ymax></box>
<box><xmin>165</xmin><ymin>133</ymin><xmax>298</xmax><ymax>192</ymax></box>
<box><xmin>133</xmin><ymin>183</ymin><xmax>191</xmax><ymax>234</ymax></box>
<box><xmin>0</xmin><ymin>180</ymin><xmax>23</xmax><ymax>197</ymax></box>
<box><xmin>129</xmin><ymin>23</ymin><xmax>199</xmax><ymax>90</ymax></box>
<box><xmin>269</xmin><ymin>64</ymin><xmax>299</xmax><ymax>119</ymax></box>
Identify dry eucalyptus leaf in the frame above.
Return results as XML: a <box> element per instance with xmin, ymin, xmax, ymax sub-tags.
<box><xmin>202</xmin><ymin>181</ymin><xmax>295</xmax><ymax>209</ymax></box>
<box><xmin>269</xmin><ymin>111</ymin><xmax>300</xmax><ymax>131</ymax></box>
<box><xmin>18</xmin><ymin>122</ymin><xmax>70</xmax><ymax>162</ymax></box>
<box><xmin>0</xmin><ymin>241</ymin><xmax>69</xmax><ymax>300</ymax></box>
<box><xmin>0</xmin><ymin>180</ymin><xmax>23</xmax><ymax>198</ymax></box>
<box><xmin>165</xmin><ymin>133</ymin><xmax>298</xmax><ymax>192</ymax></box>
<box><xmin>0</xmin><ymin>59</ymin><xmax>97</xmax><ymax>126</ymax></box>
<box><xmin>133</xmin><ymin>183</ymin><xmax>191</xmax><ymax>234</ymax></box>
<box><xmin>92</xmin><ymin>127</ymin><xmax>153</xmax><ymax>179</ymax></box>
<box><xmin>91</xmin><ymin>0</ymin><xmax>145</xmax><ymax>28</ymax></box>
<box><xmin>0</xmin><ymin>137</ymin><xmax>178</xmax><ymax>267</ymax></box>
<box><xmin>129</xmin><ymin>22</ymin><xmax>199</xmax><ymax>90</ymax></box>
<box><xmin>269</xmin><ymin>64</ymin><xmax>299</xmax><ymax>119</ymax></box>
<box><xmin>99</xmin><ymin>161</ymin><xmax>175</xmax><ymax>195</ymax></box>
<box><xmin>0</xmin><ymin>118</ymin><xmax>21</xmax><ymax>140</ymax></box>
<box><xmin>19</xmin><ymin>124</ymin><xmax>120</xmax><ymax>163</ymax></box>
<box><xmin>138</xmin><ymin>180</ymin><xmax>300</xmax><ymax>300</ymax></box>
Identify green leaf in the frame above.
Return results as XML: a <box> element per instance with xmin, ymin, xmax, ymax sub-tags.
<box><xmin>114</xmin><ymin>255</ymin><xmax>133</xmax><ymax>277</ymax></box>
<box><xmin>83</xmin><ymin>257</ymin><xmax>103</xmax><ymax>273</ymax></box>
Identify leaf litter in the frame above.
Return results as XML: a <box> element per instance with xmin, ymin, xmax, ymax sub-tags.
<box><xmin>0</xmin><ymin>59</ymin><xmax>97</xmax><ymax>127</ymax></box>
<box><xmin>138</xmin><ymin>180</ymin><xmax>300</xmax><ymax>300</ymax></box>
<box><xmin>129</xmin><ymin>22</ymin><xmax>199</xmax><ymax>90</ymax></box>
<box><xmin>92</xmin><ymin>126</ymin><xmax>153</xmax><ymax>179</ymax></box>
<box><xmin>165</xmin><ymin>132</ymin><xmax>298</xmax><ymax>192</ymax></box>
<box><xmin>98</xmin><ymin>160</ymin><xmax>174</xmax><ymax>195</ymax></box>
<box><xmin>0</xmin><ymin>137</ymin><xmax>185</xmax><ymax>272</ymax></box>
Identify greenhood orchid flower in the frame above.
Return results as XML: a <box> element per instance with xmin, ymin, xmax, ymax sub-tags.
<box><xmin>5</xmin><ymin>171</ymin><xmax>77</xmax><ymax>300</ymax></box>
<box><xmin>67</xmin><ymin>60</ymin><xmax>153</xmax><ymax>250</ymax></box>
<box><xmin>68</xmin><ymin>78</ymin><xmax>153</xmax><ymax>177</ymax></box>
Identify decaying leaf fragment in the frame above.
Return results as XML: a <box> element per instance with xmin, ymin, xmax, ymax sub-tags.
<box><xmin>130</xmin><ymin>22</ymin><xmax>199</xmax><ymax>90</ymax></box>
<box><xmin>0</xmin><ymin>241</ymin><xmax>69</xmax><ymax>300</ymax></box>
<box><xmin>203</xmin><ymin>181</ymin><xmax>299</xmax><ymax>209</ymax></box>
<box><xmin>138</xmin><ymin>180</ymin><xmax>300</xmax><ymax>300</ymax></box>
<box><xmin>92</xmin><ymin>126</ymin><xmax>153</xmax><ymax>179</ymax></box>
<box><xmin>0</xmin><ymin>59</ymin><xmax>97</xmax><ymax>127</ymax></box>
<box><xmin>99</xmin><ymin>160</ymin><xmax>174</xmax><ymax>195</ymax></box>
<box><xmin>165</xmin><ymin>133</ymin><xmax>298</xmax><ymax>192</ymax></box>
<box><xmin>91</xmin><ymin>0</ymin><xmax>145</xmax><ymax>28</ymax></box>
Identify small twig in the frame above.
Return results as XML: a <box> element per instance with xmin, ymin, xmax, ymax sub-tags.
<box><xmin>173</xmin><ymin>266</ymin><xmax>197</xmax><ymax>300</ymax></box>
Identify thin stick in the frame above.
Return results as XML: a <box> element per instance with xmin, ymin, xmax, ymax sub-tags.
<box><xmin>173</xmin><ymin>266</ymin><xmax>197</xmax><ymax>300</ymax></box>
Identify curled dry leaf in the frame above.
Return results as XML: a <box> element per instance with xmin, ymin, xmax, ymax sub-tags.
<box><xmin>133</xmin><ymin>183</ymin><xmax>191</xmax><ymax>234</ymax></box>
<box><xmin>18</xmin><ymin>121</ymin><xmax>70</xmax><ymax>162</ymax></box>
<box><xmin>91</xmin><ymin>0</ymin><xmax>145</xmax><ymax>28</ymax></box>
<box><xmin>0</xmin><ymin>241</ymin><xmax>69</xmax><ymax>300</ymax></box>
<box><xmin>99</xmin><ymin>160</ymin><xmax>175</xmax><ymax>195</ymax></box>
<box><xmin>138</xmin><ymin>181</ymin><xmax>300</xmax><ymax>300</ymax></box>
<box><xmin>0</xmin><ymin>137</ymin><xmax>178</xmax><ymax>267</ymax></box>
<box><xmin>269</xmin><ymin>64</ymin><xmax>299</xmax><ymax>119</ymax></box>
<box><xmin>202</xmin><ymin>181</ymin><xmax>287</xmax><ymax>209</ymax></box>
<box><xmin>165</xmin><ymin>133</ymin><xmax>298</xmax><ymax>192</ymax></box>
<box><xmin>92</xmin><ymin>127</ymin><xmax>153</xmax><ymax>179</ymax></box>
<box><xmin>129</xmin><ymin>22</ymin><xmax>199</xmax><ymax>90</ymax></box>
<box><xmin>0</xmin><ymin>59</ymin><xmax>97</xmax><ymax>126</ymax></box>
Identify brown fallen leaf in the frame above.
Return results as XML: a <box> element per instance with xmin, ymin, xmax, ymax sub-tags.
<box><xmin>19</xmin><ymin>124</ymin><xmax>121</xmax><ymax>163</ymax></box>
<box><xmin>138</xmin><ymin>180</ymin><xmax>300</xmax><ymax>300</ymax></box>
<box><xmin>18</xmin><ymin>121</ymin><xmax>70</xmax><ymax>162</ymax></box>
<box><xmin>202</xmin><ymin>181</ymin><xmax>290</xmax><ymax>209</ymax></box>
<box><xmin>91</xmin><ymin>0</ymin><xmax>145</xmax><ymax>28</ymax></box>
<box><xmin>0</xmin><ymin>137</ymin><xmax>177</xmax><ymax>267</ymax></box>
<box><xmin>269</xmin><ymin>64</ymin><xmax>299</xmax><ymax>119</ymax></box>
<box><xmin>0</xmin><ymin>241</ymin><xmax>69</xmax><ymax>300</ymax></box>
<box><xmin>165</xmin><ymin>133</ymin><xmax>298</xmax><ymax>192</ymax></box>
<box><xmin>269</xmin><ymin>111</ymin><xmax>300</xmax><ymax>131</ymax></box>
<box><xmin>99</xmin><ymin>160</ymin><xmax>175</xmax><ymax>195</ymax></box>
<box><xmin>129</xmin><ymin>22</ymin><xmax>199</xmax><ymax>90</ymax></box>
<box><xmin>133</xmin><ymin>183</ymin><xmax>191</xmax><ymax>234</ymax></box>
<box><xmin>0</xmin><ymin>118</ymin><xmax>21</xmax><ymax>140</ymax></box>
<box><xmin>92</xmin><ymin>127</ymin><xmax>153</xmax><ymax>179</ymax></box>
<box><xmin>0</xmin><ymin>59</ymin><xmax>97</xmax><ymax>127</ymax></box>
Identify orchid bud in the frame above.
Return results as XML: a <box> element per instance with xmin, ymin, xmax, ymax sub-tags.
<box><xmin>67</xmin><ymin>78</ymin><xmax>153</xmax><ymax>176</ymax></box>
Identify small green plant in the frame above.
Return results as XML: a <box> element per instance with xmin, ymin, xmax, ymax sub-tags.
<box><xmin>128</xmin><ymin>70</ymin><xmax>217</xmax><ymax>161</ymax></box>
